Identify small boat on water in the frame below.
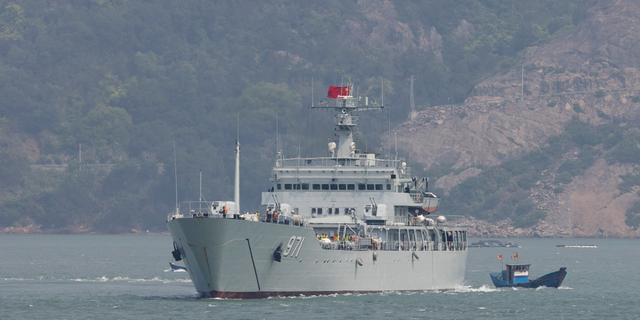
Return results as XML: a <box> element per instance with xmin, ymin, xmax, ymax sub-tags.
<box><xmin>169</xmin><ymin>262</ymin><xmax>187</xmax><ymax>272</ymax></box>
<box><xmin>469</xmin><ymin>240</ymin><xmax>519</xmax><ymax>248</ymax></box>
<box><xmin>490</xmin><ymin>264</ymin><xmax>567</xmax><ymax>288</ymax></box>
<box><xmin>556</xmin><ymin>244</ymin><xmax>598</xmax><ymax>248</ymax></box>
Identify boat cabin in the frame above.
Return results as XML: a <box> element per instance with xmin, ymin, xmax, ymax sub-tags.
<box><xmin>503</xmin><ymin>264</ymin><xmax>530</xmax><ymax>284</ymax></box>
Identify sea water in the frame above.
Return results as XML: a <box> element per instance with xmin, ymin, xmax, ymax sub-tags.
<box><xmin>1</xmin><ymin>234</ymin><xmax>638</xmax><ymax>320</ymax></box>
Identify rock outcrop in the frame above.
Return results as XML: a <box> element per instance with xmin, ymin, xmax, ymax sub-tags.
<box><xmin>395</xmin><ymin>0</ymin><xmax>640</xmax><ymax>238</ymax></box>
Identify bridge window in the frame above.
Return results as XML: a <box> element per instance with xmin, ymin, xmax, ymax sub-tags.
<box><xmin>375</xmin><ymin>184</ymin><xmax>383</xmax><ymax>190</ymax></box>
<box><xmin>277</xmin><ymin>184</ymin><xmax>281</xmax><ymax>190</ymax></box>
<box><xmin>302</xmin><ymin>183</ymin><xmax>309</xmax><ymax>190</ymax></box>
<box><xmin>339</xmin><ymin>184</ymin><xmax>346</xmax><ymax>190</ymax></box>
<box><xmin>322</xmin><ymin>184</ymin><xmax>329</xmax><ymax>190</ymax></box>
<box><xmin>328</xmin><ymin>208</ymin><xmax>332</xmax><ymax>214</ymax></box>
<box><xmin>358</xmin><ymin>184</ymin><xmax>366</xmax><ymax>190</ymax></box>
<box><xmin>348</xmin><ymin>184</ymin><xmax>355</xmax><ymax>190</ymax></box>
<box><xmin>313</xmin><ymin>184</ymin><xmax>320</xmax><ymax>190</ymax></box>
<box><xmin>335</xmin><ymin>208</ymin><xmax>340</xmax><ymax>214</ymax></box>
<box><xmin>284</xmin><ymin>184</ymin><xmax>292</xmax><ymax>190</ymax></box>
<box><xmin>367</xmin><ymin>184</ymin><xmax>374</xmax><ymax>190</ymax></box>
<box><xmin>387</xmin><ymin>184</ymin><xmax>391</xmax><ymax>190</ymax></box>
<box><xmin>317</xmin><ymin>208</ymin><xmax>323</xmax><ymax>215</ymax></box>
<box><xmin>330</xmin><ymin>184</ymin><xmax>338</xmax><ymax>190</ymax></box>
<box><xmin>311</xmin><ymin>208</ymin><xmax>316</xmax><ymax>214</ymax></box>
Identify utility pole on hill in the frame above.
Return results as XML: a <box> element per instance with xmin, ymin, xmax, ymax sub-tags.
<box><xmin>521</xmin><ymin>66</ymin><xmax>524</xmax><ymax>107</ymax></box>
<box><xmin>409</xmin><ymin>75</ymin><xmax>417</xmax><ymax>120</ymax></box>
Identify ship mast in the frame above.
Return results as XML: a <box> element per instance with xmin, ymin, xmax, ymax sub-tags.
<box><xmin>234</xmin><ymin>139</ymin><xmax>240</xmax><ymax>215</ymax></box>
<box><xmin>312</xmin><ymin>85</ymin><xmax>384</xmax><ymax>158</ymax></box>
<box><xmin>234</xmin><ymin>114</ymin><xmax>241</xmax><ymax>215</ymax></box>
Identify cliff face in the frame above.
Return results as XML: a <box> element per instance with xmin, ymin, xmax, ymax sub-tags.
<box><xmin>393</xmin><ymin>0</ymin><xmax>640</xmax><ymax>238</ymax></box>
<box><xmin>339</xmin><ymin>0</ymin><xmax>444</xmax><ymax>57</ymax></box>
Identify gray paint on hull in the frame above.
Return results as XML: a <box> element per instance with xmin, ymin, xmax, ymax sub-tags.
<box><xmin>168</xmin><ymin>218</ymin><xmax>467</xmax><ymax>296</ymax></box>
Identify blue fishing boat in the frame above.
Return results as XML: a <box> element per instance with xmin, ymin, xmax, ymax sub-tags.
<box><xmin>169</xmin><ymin>262</ymin><xmax>187</xmax><ymax>272</ymax></box>
<box><xmin>490</xmin><ymin>264</ymin><xmax>567</xmax><ymax>288</ymax></box>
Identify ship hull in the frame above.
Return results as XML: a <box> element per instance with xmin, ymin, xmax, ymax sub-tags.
<box><xmin>168</xmin><ymin>217</ymin><xmax>467</xmax><ymax>298</ymax></box>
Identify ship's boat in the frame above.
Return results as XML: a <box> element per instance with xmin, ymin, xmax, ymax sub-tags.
<box><xmin>169</xmin><ymin>262</ymin><xmax>187</xmax><ymax>272</ymax></box>
<box><xmin>166</xmin><ymin>84</ymin><xmax>471</xmax><ymax>298</ymax></box>
<box><xmin>490</xmin><ymin>264</ymin><xmax>567</xmax><ymax>288</ymax></box>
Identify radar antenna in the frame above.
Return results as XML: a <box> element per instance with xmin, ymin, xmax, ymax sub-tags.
<box><xmin>310</xmin><ymin>83</ymin><xmax>385</xmax><ymax>158</ymax></box>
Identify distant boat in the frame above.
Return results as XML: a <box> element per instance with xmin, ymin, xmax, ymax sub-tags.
<box><xmin>556</xmin><ymin>244</ymin><xmax>598</xmax><ymax>248</ymax></box>
<box><xmin>490</xmin><ymin>264</ymin><xmax>567</xmax><ymax>288</ymax></box>
<box><xmin>469</xmin><ymin>240</ymin><xmax>519</xmax><ymax>248</ymax></box>
<box><xmin>169</xmin><ymin>262</ymin><xmax>187</xmax><ymax>272</ymax></box>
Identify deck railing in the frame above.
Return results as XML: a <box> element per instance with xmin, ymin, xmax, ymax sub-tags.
<box><xmin>167</xmin><ymin>202</ymin><xmax>311</xmax><ymax>227</ymax></box>
<box><xmin>317</xmin><ymin>238</ymin><xmax>468</xmax><ymax>252</ymax></box>
<box><xmin>276</xmin><ymin>157</ymin><xmax>408</xmax><ymax>171</ymax></box>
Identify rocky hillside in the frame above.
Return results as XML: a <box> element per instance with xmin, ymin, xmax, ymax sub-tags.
<box><xmin>393</xmin><ymin>0</ymin><xmax>640</xmax><ymax>238</ymax></box>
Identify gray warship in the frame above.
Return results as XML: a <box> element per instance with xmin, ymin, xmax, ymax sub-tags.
<box><xmin>167</xmin><ymin>85</ymin><xmax>470</xmax><ymax>298</ymax></box>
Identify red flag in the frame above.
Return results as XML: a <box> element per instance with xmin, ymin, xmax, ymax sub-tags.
<box><xmin>498</xmin><ymin>253</ymin><xmax>502</xmax><ymax>259</ymax></box>
<box><xmin>327</xmin><ymin>86</ymin><xmax>351</xmax><ymax>99</ymax></box>
<box><xmin>512</xmin><ymin>252</ymin><xmax>518</xmax><ymax>259</ymax></box>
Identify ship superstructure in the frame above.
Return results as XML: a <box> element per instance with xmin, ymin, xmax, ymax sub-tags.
<box><xmin>167</xmin><ymin>85</ymin><xmax>469</xmax><ymax>298</ymax></box>
<box><xmin>263</xmin><ymin>85</ymin><xmax>439</xmax><ymax>222</ymax></box>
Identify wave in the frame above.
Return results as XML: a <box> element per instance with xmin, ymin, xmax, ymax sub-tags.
<box><xmin>452</xmin><ymin>285</ymin><xmax>501</xmax><ymax>293</ymax></box>
<box><xmin>72</xmin><ymin>276</ymin><xmax>192</xmax><ymax>283</ymax></box>
<box><xmin>3</xmin><ymin>276</ymin><xmax>191</xmax><ymax>283</ymax></box>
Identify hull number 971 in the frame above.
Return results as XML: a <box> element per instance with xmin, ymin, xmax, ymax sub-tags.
<box><xmin>283</xmin><ymin>236</ymin><xmax>305</xmax><ymax>258</ymax></box>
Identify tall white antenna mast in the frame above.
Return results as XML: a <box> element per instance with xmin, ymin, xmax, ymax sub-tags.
<box><xmin>276</xmin><ymin>106</ymin><xmax>280</xmax><ymax>156</ymax></box>
<box><xmin>384</xmin><ymin>76</ymin><xmax>390</xmax><ymax>157</ymax></box>
<box><xmin>199</xmin><ymin>170</ymin><xmax>202</xmax><ymax>212</ymax></box>
<box><xmin>235</xmin><ymin>139</ymin><xmax>240</xmax><ymax>216</ymax></box>
<box><xmin>311</xmin><ymin>77</ymin><xmax>314</xmax><ymax>108</ymax></box>
<box><xmin>235</xmin><ymin>114</ymin><xmax>240</xmax><ymax>216</ymax></box>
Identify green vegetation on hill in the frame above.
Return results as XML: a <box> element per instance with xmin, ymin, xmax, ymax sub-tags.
<box><xmin>0</xmin><ymin>0</ymin><xmax>599</xmax><ymax>232</ymax></box>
